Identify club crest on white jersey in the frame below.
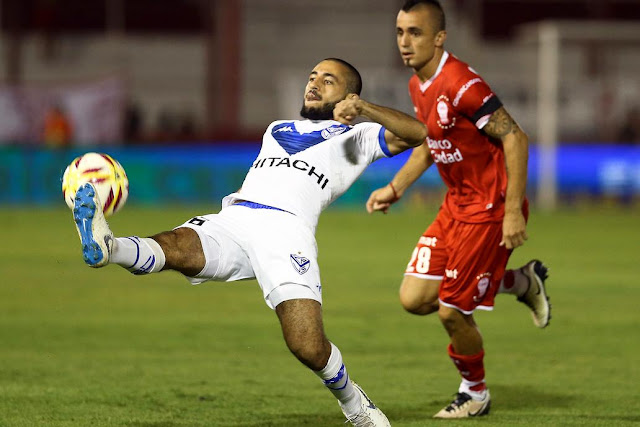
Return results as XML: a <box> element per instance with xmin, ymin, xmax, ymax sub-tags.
<box><xmin>290</xmin><ymin>254</ymin><xmax>311</xmax><ymax>275</ymax></box>
<box><xmin>321</xmin><ymin>125</ymin><xmax>348</xmax><ymax>139</ymax></box>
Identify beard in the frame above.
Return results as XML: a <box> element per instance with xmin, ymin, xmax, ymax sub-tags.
<box><xmin>300</xmin><ymin>100</ymin><xmax>338</xmax><ymax>120</ymax></box>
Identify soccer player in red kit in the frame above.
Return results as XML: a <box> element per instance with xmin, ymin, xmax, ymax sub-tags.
<box><xmin>366</xmin><ymin>0</ymin><xmax>551</xmax><ymax>418</ymax></box>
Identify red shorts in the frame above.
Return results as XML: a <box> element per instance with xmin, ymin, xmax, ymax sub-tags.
<box><xmin>405</xmin><ymin>205</ymin><xmax>526</xmax><ymax>314</ymax></box>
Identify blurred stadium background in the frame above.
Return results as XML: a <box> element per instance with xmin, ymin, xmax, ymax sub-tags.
<box><xmin>1</xmin><ymin>1</ymin><xmax>640</xmax><ymax>426</ymax></box>
<box><xmin>1</xmin><ymin>0</ymin><xmax>639</xmax><ymax>208</ymax></box>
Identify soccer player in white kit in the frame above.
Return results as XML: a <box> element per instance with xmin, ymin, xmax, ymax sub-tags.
<box><xmin>71</xmin><ymin>58</ymin><xmax>427</xmax><ymax>426</ymax></box>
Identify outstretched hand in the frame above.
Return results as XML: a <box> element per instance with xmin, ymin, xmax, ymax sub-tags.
<box><xmin>366</xmin><ymin>185</ymin><xmax>399</xmax><ymax>214</ymax></box>
<box><xmin>333</xmin><ymin>94</ymin><xmax>362</xmax><ymax>125</ymax></box>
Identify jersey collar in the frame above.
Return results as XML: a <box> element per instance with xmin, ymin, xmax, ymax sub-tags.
<box><xmin>271</xmin><ymin>120</ymin><xmax>352</xmax><ymax>155</ymax></box>
<box><xmin>419</xmin><ymin>51</ymin><xmax>450</xmax><ymax>93</ymax></box>
<box><xmin>295</xmin><ymin>119</ymin><xmax>344</xmax><ymax>134</ymax></box>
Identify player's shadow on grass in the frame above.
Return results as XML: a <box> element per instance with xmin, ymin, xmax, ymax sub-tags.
<box><xmin>490</xmin><ymin>384</ymin><xmax>575</xmax><ymax>409</ymax></box>
<box><xmin>232</xmin><ymin>413</ymin><xmax>350</xmax><ymax>426</ymax></box>
<box><xmin>576</xmin><ymin>415</ymin><xmax>640</xmax><ymax>423</ymax></box>
<box><xmin>127</xmin><ymin>414</ymin><xmax>341</xmax><ymax>427</ymax></box>
<box><xmin>379</xmin><ymin>384</ymin><xmax>578</xmax><ymax>423</ymax></box>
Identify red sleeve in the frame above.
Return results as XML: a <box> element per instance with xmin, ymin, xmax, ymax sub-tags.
<box><xmin>450</xmin><ymin>70</ymin><xmax>502</xmax><ymax>129</ymax></box>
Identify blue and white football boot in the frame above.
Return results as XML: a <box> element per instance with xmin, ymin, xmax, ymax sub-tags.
<box><xmin>73</xmin><ymin>183</ymin><xmax>113</xmax><ymax>268</ymax></box>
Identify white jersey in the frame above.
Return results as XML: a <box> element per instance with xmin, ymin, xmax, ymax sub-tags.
<box><xmin>222</xmin><ymin>119</ymin><xmax>392</xmax><ymax>231</ymax></box>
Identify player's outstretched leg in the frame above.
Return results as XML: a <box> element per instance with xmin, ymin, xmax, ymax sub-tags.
<box><xmin>71</xmin><ymin>184</ymin><xmax>181</xmax><ymax>275</ymax></box>
<box><xmin>343</xmin><ymin>381</ymin><xmax>391</xmax><ymax>427</ymax></box>
<box><xmin>73</xmin><ymin>182</ymin><xmax>113</xmax><ymax>267</ymax></box>
<box><xmin>517</xmin><ymin>260</ymin><xmax>551</xmax><ymax>328</ymax></box>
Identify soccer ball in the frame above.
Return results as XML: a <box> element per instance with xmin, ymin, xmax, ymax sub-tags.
<box><xmin>62</xmin><ymin>152</ymin><xmax>129</xmax><ymax>217</ymax></box>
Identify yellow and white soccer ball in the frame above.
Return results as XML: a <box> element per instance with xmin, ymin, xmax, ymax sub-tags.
<box><xmin>62</xmin><ymin>152</ymin><xmax>129</xmax><ymax>217</ymax></box>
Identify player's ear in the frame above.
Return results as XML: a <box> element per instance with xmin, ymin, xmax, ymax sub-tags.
<box><xmin>340</xmin><ymin>92</ymin><xmax>357</xmax><ymax>101</ymax></box>
<box><xmin>434</xmin><ymin>30</ymin><xmax>446</xmax><ymax>47</ymax></box>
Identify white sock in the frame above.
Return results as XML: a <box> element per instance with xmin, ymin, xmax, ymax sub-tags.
<box><xmin>111</xmin><ymin>236</ymin><xmax>166</xmax><ymax>274</ymax></box>
<box><xmin>315</xmin><ymin>343</ymin><xmax>361</xmax><ymax>418</ymax></box>
<box><xmin>459</xmin><ymin>379</ymin><xmax>487</xmax><ymax>401</ymax></box>
<box><xmin>498</xmin><ymin>268</ymin><xmax>529</xmax><ymax>296</ymax></box>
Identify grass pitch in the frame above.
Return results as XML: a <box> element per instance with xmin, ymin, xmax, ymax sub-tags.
<box><xmin>1</xmin><ymin>205</ymin><xmax>639</xmax><ymax>426</ymax></box>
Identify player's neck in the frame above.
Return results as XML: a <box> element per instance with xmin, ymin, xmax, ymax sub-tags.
<box><xmin>415</xmin><ymin>48</ymin><xmax>445</xmax><ymax>82</ymax></box>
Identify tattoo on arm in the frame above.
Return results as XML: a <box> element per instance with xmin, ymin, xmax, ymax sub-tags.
<box><xmin>483</xmin><ymin>107</ymin><xmax>521</xmax><ymax>139</ymax></box>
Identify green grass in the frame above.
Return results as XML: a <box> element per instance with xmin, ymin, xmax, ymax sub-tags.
<box><xmin>1</xmin><ymin>205</ymin><xmax>639</xmax><ymax>426</ymax></box>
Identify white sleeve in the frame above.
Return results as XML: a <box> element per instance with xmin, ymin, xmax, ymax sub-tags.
<box><xmin>352</xmin><ymin>122</ymin><xmax>393</xmax><ymax>163</ymax></box>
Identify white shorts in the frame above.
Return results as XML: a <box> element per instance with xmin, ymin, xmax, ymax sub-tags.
<box><xmin>177</xmin><ymin>204</ymin><xmax>322</xmax><ymax>309</ymax></box>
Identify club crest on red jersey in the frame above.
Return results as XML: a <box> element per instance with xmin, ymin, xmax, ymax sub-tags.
<box><xmin>473</xmin><ymin>272</ymin><xmax>492</xmax><ymax>302</ymax></box>
<box><xmin>436</xmin><ymin>95</ymin><xmax>456</xmax><ymax>130</ymax></box>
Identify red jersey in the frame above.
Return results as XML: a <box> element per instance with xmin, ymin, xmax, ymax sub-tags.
<box><xmin>409</xmin><ymin>52</ymin><xmax>511</xmax><ymax>223</ymax></box>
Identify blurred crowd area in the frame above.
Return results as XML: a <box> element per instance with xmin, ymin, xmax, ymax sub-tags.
<box><xmin>0</xmin><ymin>94</ymin><xmax>204</xmax><ymax>149</ymax></box>
<box><xmin>31</xmin><ymin>97</ymin><xmax>640</xmax><ymax>148</ymax></box>
<box><xmin>0</xmin><ymin>0</ymin><xmax>639</xmax><ymax>146</ymax></box>
<box><xmin>47</xmin><ymin>97</ymin><xmax>203</xmax><ymax>147</ymax></box>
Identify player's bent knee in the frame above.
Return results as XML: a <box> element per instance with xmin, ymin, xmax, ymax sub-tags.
<box><xmin>399</xmin><ymin>290</ymin><xmax>425</xmax><ymax>314</ymax></box>
<box><xmin>152</xmin><ymin>228</ymin><xmax>205</xmax><ymax>275</ymax></box>
<box><xmin>286</xmin><ymin>341</ymin><xmax>328</xmax><ymax>371</ymax></box>
<box><xmin>399</xmin><ymin>277</ymin><xmax>440</xmax><ymax>315</ymax></box>
<box><xmin>282</xmin><ymin>330</ymin><xmax>329</xmax><ymax>370</ymax></box>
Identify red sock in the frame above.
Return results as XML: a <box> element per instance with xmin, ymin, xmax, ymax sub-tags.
<box><xmin>501</xmin><ymin>270</ymin><xmax>515</xmax><ymax>290</ymax></box>
<box><xmin>447</xmin><ymin>344</ymin><xmax>486</xmax><ymax>392</ymax></box>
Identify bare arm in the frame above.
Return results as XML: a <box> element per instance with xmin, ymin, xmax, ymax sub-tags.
<box><xmin>366</xmin><ymin>141</ymin><xmax>434</xmax><ymax>213</ymax></box>
<box><xmin>483</xmin><ymin>106</ymin><xmax>529</xmax><ymax>249</ymax></box>
<box><xmin>333</xmin><ymin>94</ymin><xmax>430</xmax><ymax>213</ymax></box>
<box><xmin>333</xmin><ymin>94</ymin><xmax>427</xmax><ymax>154</ymax></box>
<box><xmin>390</xmin><ymin>142</ymin><xmax>434</xmax><ymax>197</ymax></box>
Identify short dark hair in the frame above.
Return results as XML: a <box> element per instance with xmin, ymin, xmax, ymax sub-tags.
<box><xmin>401</xmin><ymin>0</ymin><xmax>446</xmax><ymax>32</ymax></box>
<box><xmin>323</xmin><ymin>58</ymin><xmax>362</xmax><ymax>95</ymax></box>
